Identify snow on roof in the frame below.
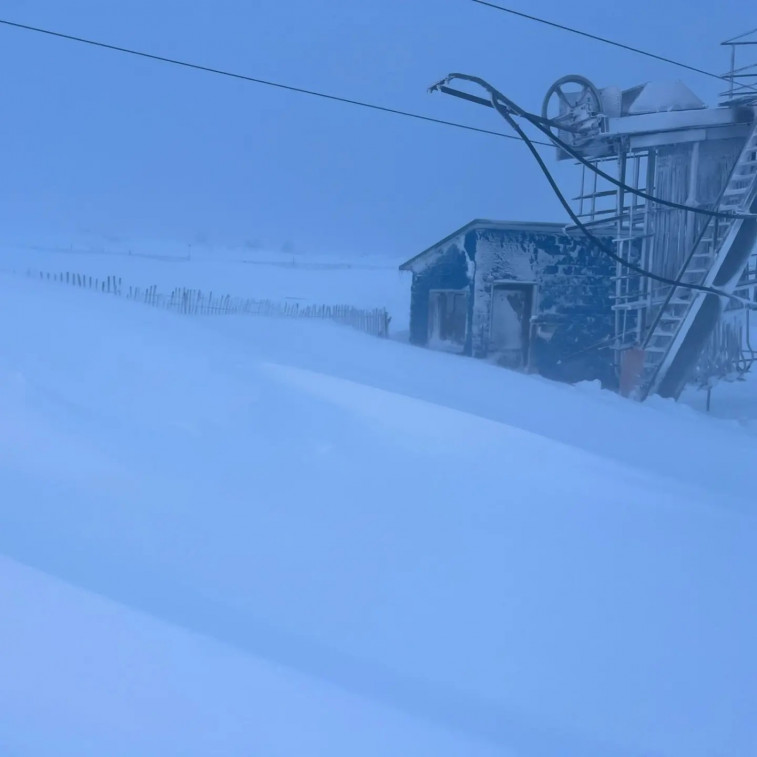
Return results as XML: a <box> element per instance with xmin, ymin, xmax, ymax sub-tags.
<box><xmin>626</xmin><ymin>80</ymin><xmax>706</xmax><ymax>115</ymax></box>
<box><xmin>399</xmin><ymin>219</ymin><xmax>571</xmax><ymax>272</ymax></box>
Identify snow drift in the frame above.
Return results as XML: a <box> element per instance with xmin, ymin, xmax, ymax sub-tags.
<box><xmin>0</xmin><ymin>271</ymin><xmax>755</xmax><ymax>756</ymax></box>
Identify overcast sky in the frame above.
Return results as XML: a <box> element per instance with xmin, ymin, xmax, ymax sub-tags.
<box><xmin>0</xmin><ymin>0</ymin><xmax>752</xmax><ymax>257</ymax></box>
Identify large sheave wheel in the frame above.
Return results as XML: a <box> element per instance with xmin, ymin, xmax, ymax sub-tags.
<box><xmin>541</xmin><ymin>75</ymin><xmax>603</xmax><ymax>143</ymax></box>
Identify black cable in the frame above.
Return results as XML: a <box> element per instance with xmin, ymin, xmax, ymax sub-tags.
<box><xmin>429</xmin><ymin>73</ymin><xmax>753</xmax><ymax>303</ymax></box>
<box><xmin>725</xmin><ymin>27</ymin><xmax>757</xmax><ymax>43</ymax></box>
<box><xmin>470</xmin><ymin>0</ymin><xmax>724</xmax><ymax>83</ymax></box>
<box><xmin>488</xmin><ymin>94</ymin><xmax>756</xmax><ymax>308</ymax></box>
<box><xmin>521</xmin><ymin>109</ymin><xmax>748</xmax><ymax>220</ymax></box>
<box><xmin>438</xmin><ymin>73</ymin><xmax>750</xmax><ymax>220</ymax></box>
<box><xmin>0</xmin><ymin>17</ymin><xmax>548</xmax><ymax>144</ymax></box>
<box><xmin>556</xmin><ymin>329</ymin><xmax>630</xmax><ymax>365</ymax></box>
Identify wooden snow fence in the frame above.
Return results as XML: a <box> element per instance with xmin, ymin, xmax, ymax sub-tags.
<box><xmin>28</xmin><ymin>269</ymin><xmax>391</xmax><ymax>338</ymax></box>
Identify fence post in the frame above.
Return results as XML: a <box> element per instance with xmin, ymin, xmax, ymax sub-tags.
<box><xmin>33</xmin><ymin>271</ymin><xmax>391</xmax><ymax>338</ymax></box>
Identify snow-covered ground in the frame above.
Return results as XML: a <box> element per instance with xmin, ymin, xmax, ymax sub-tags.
<box><xmin>0</xmin><ymin>234</ymin><xmax>410</xmax><ymax>330</ymax></box>
<box><xmin>0</xmin><ymin>243</ymin><xmax>755</xmax><ymax>756</ymax></box>
<box><xmin>0</xmin><ymin>555</ymin><xmax>503</xmax><ymax>757</ymax></box>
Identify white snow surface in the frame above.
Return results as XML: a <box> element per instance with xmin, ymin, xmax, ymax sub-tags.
<box><xmin>627</xmin><ymin>80</ymin><xmax>706</xmax><ymax>114</ymax></box>
<box><xmin>0</xmin><ymin>253</ymin><xmax>756</xmax><ymax>756</ymax></box>
<box><xmin>0</xmin><ymin>554</ymin><xmax>502</xmax><ymax>757</ymax></box>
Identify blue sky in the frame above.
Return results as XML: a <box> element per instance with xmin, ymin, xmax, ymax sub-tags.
<box><xmin>0</xmin><ymin>0</ymin><xmax>751</xmax><ymax>257</ymax></box>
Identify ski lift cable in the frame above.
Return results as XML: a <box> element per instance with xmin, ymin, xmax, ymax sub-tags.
<box><xmin>470</xmin><ymin>0</ymin><xmax>728</xmax><ymax>83</ymax></box>
<box><xmin>0</xmin><ymin>17</ymin><xmax>555</xmax><ymax>145</ymax></box>
<box><xmin>722</xmin><ymin>27</ymin><xmax>757</xmax><ymax>45</ymax></box>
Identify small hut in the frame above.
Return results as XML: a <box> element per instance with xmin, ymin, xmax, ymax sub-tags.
<box><xmin>400</xmin><ymin>219</ymin><xmax>615</xmax><ymax>384</ymax></box>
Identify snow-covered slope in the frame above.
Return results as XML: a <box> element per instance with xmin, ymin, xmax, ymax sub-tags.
<box><xmin>0</xmin><ymin>555</ymin><xmax>503</xmax><ymax>757</ymax></box>
<box><xmin>1</xmin><ymin>272</ymin><xmax>755</xmax><ymax>756</ymax></box>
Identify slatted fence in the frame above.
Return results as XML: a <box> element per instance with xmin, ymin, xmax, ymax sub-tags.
<box><xmin>28</xmin><ymin>270</ymin><xmax>390</xmax><ymax>338</ymax></box>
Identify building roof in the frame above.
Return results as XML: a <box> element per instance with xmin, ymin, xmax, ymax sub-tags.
<box><xmin>399</xmin><ymin>219</ymin><xmax>569</xmax><ymax>271</ymax></box>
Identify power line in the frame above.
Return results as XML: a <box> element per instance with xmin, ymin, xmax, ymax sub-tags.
<box><xmin>0</xmin><ymin>16</ymin><xmax>553</xmax><ymax>146</ymax></box>
<box><xmin>724</xmin><ymin>27</ymin><xmax>757</xmax><ymax>44</ymax></box>
<box><xmin>470</xmin><ymin>0</ymin><xmax>725</xmax><ymax>83</ymax></box>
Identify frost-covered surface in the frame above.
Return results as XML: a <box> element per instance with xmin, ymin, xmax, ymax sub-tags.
<box><xmin>627</xmin><ymin>80</ymin><xmax>706</xmax><ymax>114</ymax></box>
<box><xmin>427</xmin><ymin>336</ymin><xmax>466</xmax><ymax>353</ymax></box>
<box><xmin>404</xmin><ymin>223</ymin><xmax>614</xmax><ymax>384</ymax></box>
<box><xmin>469</xmin><ymin>228</ymin><xmax>613</xmax><ymax>382</ymax></box>
<box><xmin>1</xmin><ymin>266</ymin><xmax>756</xmax><ymax>756</ymax></box>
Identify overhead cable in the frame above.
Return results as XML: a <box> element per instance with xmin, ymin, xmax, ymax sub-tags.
<box><xmin>0</xmin><ymin>17</ymin><xmax>554</xmax><ymax>144</ymax></box>
<box><xmin>470</xmin><ymin>0</ymin><xmax>725</xmax><ymax>83</ymax></box>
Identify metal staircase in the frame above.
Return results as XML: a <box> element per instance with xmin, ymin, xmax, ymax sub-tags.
<box><xmin>638</xmin><ymin>123</ymin><xmax>757</xmax><ymax>399</ymax></box>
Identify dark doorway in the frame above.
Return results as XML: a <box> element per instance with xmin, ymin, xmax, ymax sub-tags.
<box><xmin>428</xmin><ymin>290</ymin><xmax>468</xmax><ymax>350</ymax></box>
